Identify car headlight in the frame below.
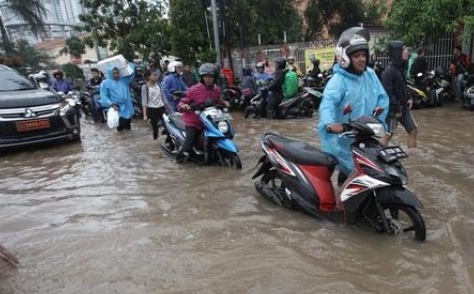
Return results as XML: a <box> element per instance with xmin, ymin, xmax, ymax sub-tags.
<box><xmin>218</xmin><ymin>121</ymin><xmax>229</xmax><ymax>133</ymax></box>
<box><xmin>367</xmin><ymin>123</ymin><xmax>385</xmax><ymax>138</ymax></box>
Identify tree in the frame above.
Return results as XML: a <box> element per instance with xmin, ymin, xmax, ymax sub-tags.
<box><xmin>169</xmin><ymin>0</ymin><xmax>213</xmax><ymax>64</ymax></box>
<box><xmin>14</xmin><ymin>39</ymin><xmax>50</xmax><ymax>69</ymax></box>
<box><xmin>60</xmin><ymin>36</ymin><xmax>86</xmax><ymax>58</ymax></box>
<box><xmin>0</xmin><ymin>0</ymin><xmax>46</xmax><ymax>54</ymax></box>
<box><xmin>62</xmin><ymin>63</ymin><xmax>85</xmax><ymax>81</ymax></box>
<box><xmin>304</xmin><ymin>0</ymin><xmax>368</xmax><ymax>40</ymax></box>
<box><xmin>78</xmin><ymin>0</ymin><xmax>171</xmax><ymax>62</ymax></box>
<box><xmin>385</xmin><ymin>0</ymin><xmax>474</xmax><ymax>46</ymax></box>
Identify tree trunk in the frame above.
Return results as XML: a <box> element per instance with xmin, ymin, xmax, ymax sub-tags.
<box><xmin>0</xmin><ymin>16</ymin><xmax>13</xmax><ymax>54</ymax></box>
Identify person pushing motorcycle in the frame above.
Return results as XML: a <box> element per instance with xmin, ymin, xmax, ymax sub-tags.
<box><xmin>318</xmin><ymin>27</ymin><xmax>389</xmax><ymax>184</ymax></box>
<box><xmin>175</xmin><ymin>63</ymin><xmax>230</xmax><ymax>163</ymax></box>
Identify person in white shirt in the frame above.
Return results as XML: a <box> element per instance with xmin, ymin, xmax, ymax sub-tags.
<box><xmin>141</xmin><ymin>70</ymin><xmax>166</xmax><ymax>140</ymax></box>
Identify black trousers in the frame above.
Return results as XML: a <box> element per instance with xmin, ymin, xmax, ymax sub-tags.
<box><xmin>181</xmin><ymin>126</ymin><xmax>202</xmax><ymax>153</ymax></box>
<box><xmin>266</xmin><ymin>91</ymin><xmax>282</xmax><ymax>119</ymax></box>
<box><xmin>117</xmin><ymin>117</ymin><xmax>132</xmax><ymax>131</ymax></box>
<box><xmin>147</xmin><ymin>107</ymin><xmax>165</xmax><ymax>139</ymax></box>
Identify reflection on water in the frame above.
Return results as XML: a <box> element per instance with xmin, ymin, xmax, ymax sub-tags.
<box><xmin>1</xmin><ymin>105</ymin><xmax>473</xmax><ymax>293</ymax></box>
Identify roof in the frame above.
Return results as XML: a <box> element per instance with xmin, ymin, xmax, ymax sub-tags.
<box><xmin>34</xmin><ymin>39</ymin><xmax>66</xmax><ymax>51</ymax></box>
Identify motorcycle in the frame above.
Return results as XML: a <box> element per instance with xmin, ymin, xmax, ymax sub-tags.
<box><xmin>462</xmin><ymin>73</ymin><xmax>474</xmax><ymax>110</ymax></box>
<box><xmin>245</xmin><ymin>87</ymin><xmax>321</xmax><ymax>119</ymax></box>
<box><xmin>81</xmin><ymin>85</ymin><xmax>105</xmax><ymax>122</ymax></box>
<box><xmin>161</xmin><ymin>95</ymin><xmax>242</xmax><ymax>169</ymax></box>
<box><xmin>252</xmin><ymin>105</ymin><xmax>426</xmax><ymax>241</ymax></box>
<box><xmin>408</xmin><ymin>72</ymin><xmax>444</xmax><ymax>108</ymax></box>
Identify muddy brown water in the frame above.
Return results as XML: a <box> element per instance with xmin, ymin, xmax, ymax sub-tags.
<box><xmin>1</xmin><ymin>104</ymin><xmax>474</xmax><ymax>294</ymax></box>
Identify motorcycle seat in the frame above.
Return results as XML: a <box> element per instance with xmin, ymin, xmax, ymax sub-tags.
<box><xmin>267</xmin><ymin>135</ymin><xmax>338</xmax><ymax>166</ymax></box>
<box><xmin>170</xmin><ymin>113</ymin><xmax>186</xmax><ymax>131</ymax></box>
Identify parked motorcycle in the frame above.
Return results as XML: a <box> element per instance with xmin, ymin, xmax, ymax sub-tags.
<box><xmin>81</xmin><ymin>85</ymin><xmax>105</xmax><ymax>122</ymax></box>
<box><xmin>463</xmin><ymin>73</ymin><xmax>474</xmax><ymax>110</ymax></box>
<box><xmin>161</xmin><ymin>96</ymin><xmax>242</xmax><ymax>169</ymax></box>
<box><xmin>245</xmin><ymin>87</ymin><xmax>321</xmax><ymax>119</ymax></box>
<box><xmin>408</xmin><ymin>72</ymin><xmax>444</xmax><ymax>108</ymax></box>
<box><xmin>252</xmin><ymin>106</ymin><xmax>426</xmax><ymax>241</ymax></box>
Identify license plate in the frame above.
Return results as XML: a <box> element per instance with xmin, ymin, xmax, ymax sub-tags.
<box><xmin>378</xmin><ymin>146</ymin><xmax>408</xmax><ymax>163</ymax></box>
<box><xmin>16</xmin><ymin>119</ymin><xmax>50</xmax><ymax>132</ymax></box>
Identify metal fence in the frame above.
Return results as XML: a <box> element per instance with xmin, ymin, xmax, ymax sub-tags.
<box><xmin>226</xmin><ymin>32</ymin><xmax>455</xmax><ymax>80</ymax></box>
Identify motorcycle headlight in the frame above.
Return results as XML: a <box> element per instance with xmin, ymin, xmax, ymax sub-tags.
<box><xmin>367</xmin><ymin>123</ymin><xmax>386</xmax><ymax>138</ymax></box>
<box><xmin>218</xmin><ymin>121</ymin><xmax>229</xmax><ymax>133</ymax></box>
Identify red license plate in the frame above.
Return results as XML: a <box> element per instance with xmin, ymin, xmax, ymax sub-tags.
<box><xmin>16</xmin><ymin>119</ymin><xmax>51</xmax><ymax>132</ymax></box>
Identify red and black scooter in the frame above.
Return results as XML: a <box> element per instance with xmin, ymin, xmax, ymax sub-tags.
<box><xmin>252</xmin><ymin>107</ymin><xmax>426</xmax><ymax>241</ymax></box>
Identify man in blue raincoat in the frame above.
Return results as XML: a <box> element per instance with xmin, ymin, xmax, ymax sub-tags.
<box><xmin>100</xmin><ymin>64</ymin><xmax>135</xmax><ymax>131</ymax></box>
<box><xmin>318</xmin><ymin>27</ymin><xmax>389</xmax><ymax>184</ymax></box>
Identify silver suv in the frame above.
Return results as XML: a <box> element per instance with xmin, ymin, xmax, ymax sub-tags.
<box><xmin>0</xmin><ymin>65</ymin><xmax>81</xmax><ymax>150</ymax></box>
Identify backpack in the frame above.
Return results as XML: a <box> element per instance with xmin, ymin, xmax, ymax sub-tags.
<box><xmin>283</xmin><ymin>70</ymin><xmax>298</xmax><ymax>100</ymax></box>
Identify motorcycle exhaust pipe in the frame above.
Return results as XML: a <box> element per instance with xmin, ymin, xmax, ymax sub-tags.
<box><xmin>254</xmin><ymin>181</ymin><xmax>283</xmax><ymax>206</ymax></box>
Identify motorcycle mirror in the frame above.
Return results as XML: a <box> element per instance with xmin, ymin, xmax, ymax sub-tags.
<box><xmin>343</xmin><ymin>104</ymin><xmax>353</xmax><ymax>115</ymax></box>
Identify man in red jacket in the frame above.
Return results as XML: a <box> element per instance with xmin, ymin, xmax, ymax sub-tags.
<box><xmin>175</xmin><ymin>63</ymin><xmax>230</xmax><ymax>163</ymax></box>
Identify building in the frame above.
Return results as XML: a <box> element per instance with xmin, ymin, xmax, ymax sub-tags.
<box><xmin>0</xmin><ymin>0</ymin><xmax>85</xmax><ymax>44</ymax></box>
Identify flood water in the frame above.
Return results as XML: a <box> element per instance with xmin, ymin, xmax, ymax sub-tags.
<box><xmin>1</xmin><ymin>104</ymin><xmax>474</xmax><ymax>294</ymax></box>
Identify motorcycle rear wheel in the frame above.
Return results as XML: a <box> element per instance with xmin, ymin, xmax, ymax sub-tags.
<box><xmin>382</xmin><ymin>203</ymin><xmax>426</xmax><ymax>241</ymax></box>
<box><xmin>260</xmin><ymin>170</ymin><xmax>293</xmax><ymax>208</ymax></box>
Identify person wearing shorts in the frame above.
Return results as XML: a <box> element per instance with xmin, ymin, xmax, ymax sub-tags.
<box><xmin>381</xmin><ymin>40</ymin><xmax>418</xmax><ymax>148</ymax></box>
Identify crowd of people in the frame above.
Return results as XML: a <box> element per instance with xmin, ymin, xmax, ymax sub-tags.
<box><xmin>26</xmin><ymin>26</ymin><xmax>472</xmax><ymax>175</ymax></box>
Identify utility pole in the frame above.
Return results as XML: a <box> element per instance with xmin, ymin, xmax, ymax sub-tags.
<box><xmin>210</xmin><ymin>0</ymin><xmax>220</xmax><ymax>66</ymax></box>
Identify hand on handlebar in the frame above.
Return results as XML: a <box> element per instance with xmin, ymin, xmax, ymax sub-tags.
<box><xmin>326</xmin><ymin>123</ymin><xmax>344</xmax><ymax>133</ymax></box>
<box><xmin>180</xmin><ymin>104</ymin><xmax>191</xmax><ymax>111</ymax></box>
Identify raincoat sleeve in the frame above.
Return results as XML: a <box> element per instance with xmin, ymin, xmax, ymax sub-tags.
<box><xmin>162</xmin><ymin>75</ymin><xmax>174</xmax><ymax>103</ymax></box>
<box><xmin>99</xmin><ymin>80</ymin><xmax>113</xmax><ymax>108</ymax></box>
<box><xmin>375</xmin><ymin>79</ymin><xmax>389</xmax><ymax>122</ymax></box>
<box><xmin>319</xmin><ymin>74</ymin><xmax>345</xmax><ymax>127</ymax></box>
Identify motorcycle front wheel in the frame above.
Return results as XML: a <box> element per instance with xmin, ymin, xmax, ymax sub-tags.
<box><xmin>216</xmin><ymin>149</ymin><xmax>242</xmax><ymax>169</ymax></box>
<box><xmin>380</xmin><ymin>203</ymin><xmax>426</xmax><ymax>241</ymax></box>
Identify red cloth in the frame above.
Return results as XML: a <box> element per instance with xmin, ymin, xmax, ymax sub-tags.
<box><xmin>178</xmin><ymin>83</ymin><xmax>222</xmax><ymax>130</ymax></box>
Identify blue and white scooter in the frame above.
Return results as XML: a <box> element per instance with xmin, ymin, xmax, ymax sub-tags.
<box><xmin>161</xmin><ymin>95</ymin><xmax>242</xmax><ymax>169</ymax></box>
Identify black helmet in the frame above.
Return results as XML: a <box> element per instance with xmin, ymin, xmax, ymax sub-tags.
<box><xmin>274</xmin><ymin>57</ymin><xmax>286</xmax><ymax>71</ymax></box>
<box><xmin>336</xmin><ymin>27</ymin><xmax>370</xmax><ymax>68</ymax></box>
<box><xmin>198</xmin><ymin>63</ymin><xmax>218</xmax><ymax>76</ymax></box>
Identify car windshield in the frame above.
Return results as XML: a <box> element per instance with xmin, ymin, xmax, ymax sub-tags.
<box><xmin>0</xmin><ymin>69</ymin><xmax>37</xmax><ymax>91</ymax></box>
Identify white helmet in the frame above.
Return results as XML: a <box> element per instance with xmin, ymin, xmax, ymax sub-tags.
<box><xmin>168</xmin><ymin>61</ymin><xmax>183</xmax><ymax>73</ymax></box>
<box><xmin>336</xmin><ymin>27</ymin><xmax>370</xmax><ymax>69</ymax></box>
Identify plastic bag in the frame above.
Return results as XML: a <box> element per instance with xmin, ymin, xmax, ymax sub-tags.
<box><xmin>107</xmin><ymin>108</ymin><xmax>119</xmax><ymax>129</ymax></box>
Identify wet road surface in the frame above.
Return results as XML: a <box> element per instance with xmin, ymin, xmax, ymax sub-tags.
<box><xmin>1</xmin><ymin>104</ymin><xmax>474</xmax><ymax>293</ymax></box>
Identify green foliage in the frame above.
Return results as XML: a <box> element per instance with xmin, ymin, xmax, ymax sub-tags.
<box><xmin>78</xmin><ymin>0</ymin><xmax>171</xmax><ymax>63</ymax></box>
<box><xmin>169</xmin><ymin>0</ymin><xmax>303</xmax><ymax>64</ymax></box>
<box><xmin>305</xmin><ymin>0</ymin><xmax>371</xmax><ymax>40</ymax></box>
<box><xmin>385</xmin><ymin>0</ymin><xmax>474</xmax><ymax>45</ymax></box>
<box><xmin>0</xmin><ymin>0</ymin><xmax>46</xmax><ymax>53</ymax></box>
<box><xmin>62</xmin><ymin>63</ymin><xmax>85</xmax><ymax>81</ymax></box>
<box><xmin>0</xmin><ymin>39</ymin><xmax>50</xmax><ymax>72</ymax></box>
<box><xmin>60</xmin><ymin>36</ymin><xmax>86</xmax><ymax>57</ymax></box>
<box><xmin>244</xmin><ymin>0</ymin><xmax>303</xmax><ymax>44</ymax></box>
<box><xmin>169</xmin><ymin>0</ymin><xmax>211</xmax><ymax>64</ymax></box>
